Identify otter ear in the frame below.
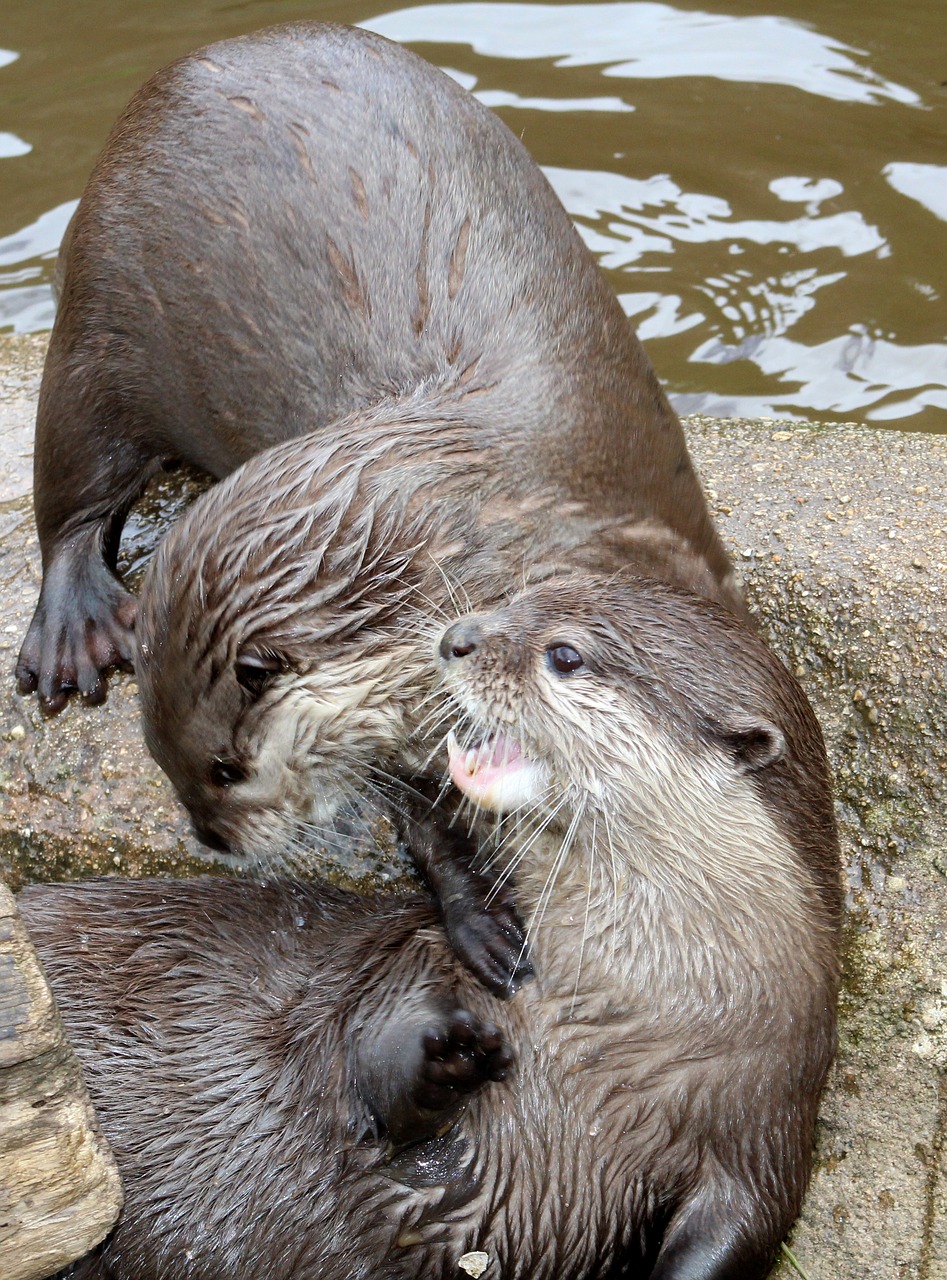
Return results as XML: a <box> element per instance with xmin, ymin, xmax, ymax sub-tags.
<box><xmin>235</xmin><ymin>650</ymin><xmax>287</xmax><ymax>698</ymax></box>
<box><xmin>706</xmin><ymin>714</ymin><xmax>786</xmax><ymax>774</ymax></box>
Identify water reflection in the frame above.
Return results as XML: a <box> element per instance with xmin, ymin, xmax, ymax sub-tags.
<box><xmin>0</xmin><ymin>0</ymin><xmax>944</xmax><ymax>429</ymax></box>
<box><xmin>0</xmin><ymin>202</ymin><xmax>78</xmax><ymax>332</ymax></box>
<box><xmin>368</xmin><ymin>3</ymin><xmax>921</xmax><ymax>105</ymax></box>
<box><xmin>544</xmin><ymin>168</ymin><xmax>885</xmax><ymax>261</ymax></box>
<box><xmin>882</xmin><ymin>164</ymin><xmax>947</xmax><ymax>224</ymax></box>
<box><xmin>542</xmin><ymin>163</ymin><xmax>945</xmax><ymax>420</ymax></box>
<box><xmin>445</xmin><ymin>66</ymin><xmax>633</xmax><ymax>112</ymax></box>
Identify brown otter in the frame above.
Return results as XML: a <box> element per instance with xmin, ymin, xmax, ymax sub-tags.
<box><xmin>20</xmin><ymin>573</ymin><xmax>839</xmax><ymax>1279</ymax></box>
<box><xmin>16</xmin><ymin>20</ymin><xmax>742</xmax><ymax>718</ymax></box>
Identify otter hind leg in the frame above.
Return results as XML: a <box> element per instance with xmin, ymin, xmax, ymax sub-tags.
<box><xmin>649</xmin><ymin>1194</ymin><xmax>780</xmax><ymax>1280</ymax></box>
<box><xmin>357</xmin><ymin>1000</ymin><xmax>513</xmax><ymax>1147</ymax></box>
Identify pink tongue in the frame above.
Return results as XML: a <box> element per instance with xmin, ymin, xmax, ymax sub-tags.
<box><xmin>448</xmin><ymin>732</ymin><xmax>523</xmax><ymax>800</ymax></box>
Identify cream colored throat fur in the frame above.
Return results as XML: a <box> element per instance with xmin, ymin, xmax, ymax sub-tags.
<box><xmin>477</xmin><ymin>713</ymin><xmax>825</xmax><ymax>1015</ymax></box>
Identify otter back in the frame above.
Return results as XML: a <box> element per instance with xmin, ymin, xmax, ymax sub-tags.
<box><xmin>18</xmin><ymin>21</ymin><xmax>741</xmax><ymax>712</ymax></box>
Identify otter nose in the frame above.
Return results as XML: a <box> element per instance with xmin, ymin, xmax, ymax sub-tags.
<box><xmin>193</xmin><ymin>822</ymin><xmax>231</xmax><ymax>854</ymax></box>
<box><xmin>439</xmin><ymin>620</ymin><xmax>482</xmax><ymax>661</ymax></box>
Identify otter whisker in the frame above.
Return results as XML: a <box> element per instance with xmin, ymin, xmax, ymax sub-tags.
<box><xmin>404</xmin><ymin>582</ymin><xmax>455</xmax><ymax>625</ymax></box>
<box><xmin>483</xmin><ymin>786</ymin><xmax>560</xmax><ymax>878</ymax></box>
<box><xmin>484</xmin><ymin>791</ymin><xmax>567</xmax><ymax>901</ymax></box>
<box><xmin>409</xmin><ymin>682</ymin><xmax>454</xmax><ymax>718</ymax></box>
<box><xmin>415</xmin><ymin>706</ymin><xmax>478</xmax><ymax>773</ymax></box>
<box><xmin>426</xmin><ymin>552</ymin><xmax>472</xmax><ymax>617</ymax></box>
<box><xmin>569</xmin><ymin>814</ymin><xmax>597</xmax><ymax>1017</ymax></box>
<box><xmin>412</xmin><ymin>700</ymin><xmax>459</xmax><ymax>746</ymax></box>
<box><xmin>284</xmin><ymin>819</ymin><xmax>364</xmax><ymax>866</ymax></box>
<box><xmin>396</xmin><ymin>598</ymin><xmax>448</xmax><ymax>631</ymax></box>
<box><xmin>525</xmin><ymin>800</ymin><xmax>584</xmax><ymax>951</ymax></box>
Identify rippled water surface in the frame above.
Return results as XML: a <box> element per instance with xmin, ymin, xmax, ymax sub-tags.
<box><xmin>1</xmin><ymin>0</ymin><xmax>944</xmax><ymax>428</ymax></box>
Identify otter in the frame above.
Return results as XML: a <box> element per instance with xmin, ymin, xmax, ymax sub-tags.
<box><xmin>133</xmin><ymin>406</ymin><xmax>744</xmax><ymax>868</ymax></box>
<box><xmin>20</xmin><ymin>573</ymin><xmax>839</xmax><ymax>1279</ymax></box>
<box><xmin>16</xmin><ymin>20</ymin><xmax>742</xmax><ymax>721</ymax></box>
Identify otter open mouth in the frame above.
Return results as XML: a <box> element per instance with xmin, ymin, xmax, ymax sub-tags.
<box><xmin>446</xmin><ymin>729</ymin><xmax>547</xmax><ymax>813</ymax></box>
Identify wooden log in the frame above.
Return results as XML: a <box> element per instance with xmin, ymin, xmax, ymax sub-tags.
<box><xmin>0</xmin><ymin>883</ymin><xmax>123</xmax><ymax>1280</ymax></box>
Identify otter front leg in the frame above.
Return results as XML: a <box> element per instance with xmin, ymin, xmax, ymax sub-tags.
<box><xmin>396</xmin><ymin>785</ymin><xmax>533</xmax><ymax>999</ymax></box>
<box><xmin>357</xmin><ymin>1001</ymin><xmax>513</xmax><ymax>1146</ymax></box>
<box><xmin>16</xmin><ymin>520</ymin><xmax>141</xmax><ymax>713</ymax></box>
<box><xmin>16</xmin><ymin>353</ymin><xmax>160</xmax><ymax>712</ymax></box>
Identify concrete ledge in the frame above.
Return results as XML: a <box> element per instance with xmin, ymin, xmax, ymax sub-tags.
<box><xmin>0</xmin><ymin>335</ymin><xmax>945</xmax><ymax>1278</ymax></box>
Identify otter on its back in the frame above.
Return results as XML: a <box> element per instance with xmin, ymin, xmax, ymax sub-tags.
<box><xmin>437</xmin><ymin>572</ymin><xmax>841</xmax><ymax>1279</ymax></box>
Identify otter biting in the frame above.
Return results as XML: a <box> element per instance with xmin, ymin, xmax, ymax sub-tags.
<box><xmin>437</xmin><ymin>573</ymin><xmax>842</xmax><ymax>1277</ymax></box>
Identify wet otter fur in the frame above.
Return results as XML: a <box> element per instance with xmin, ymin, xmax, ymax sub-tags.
<box><xmin>16</xmin><ymin>17</ymin><xmax>751</xmax><ymax>997</ymax></box>
<box><xmin>16</xmin><ymin>20</ymin><xmax>741</xmax><ymax>732</ymax></box>
<box><xmin>21</xmin><ymin>574</ymin><xmax>839</xmax><ymax>1280</ymax></box>
<box><xmin>134</xmin><ymin>404</ymin><xmax>741</xmax><ymax>865</ymax></box>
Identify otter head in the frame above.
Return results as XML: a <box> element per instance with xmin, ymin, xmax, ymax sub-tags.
<box><xmin>437</xmin><ymin>573</ymin><xmax>840</xmax><ymax>922</ymax></box>
<box><xmin>136</xmin><ymin>439</ymin><xmax>437</xmax><ymax>861</ymax></box>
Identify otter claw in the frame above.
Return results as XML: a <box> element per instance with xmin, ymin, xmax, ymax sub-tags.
<box><xmin>16</xmin><ymin>553</ymin><xmax>136</xmax><ymax>713</ymax></box>
<box><xmin>445</xmin><ymin>907</ymin><xmax>533</xmax><ymax>998</ymax></box>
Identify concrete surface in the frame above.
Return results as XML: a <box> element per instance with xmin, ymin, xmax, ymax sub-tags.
<box><xmin>0</xmin><ymin>333</ymin><xmax>944</xmax><ymax>1278</ymax></box>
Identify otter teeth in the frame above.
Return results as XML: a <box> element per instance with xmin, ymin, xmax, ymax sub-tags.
<box><xmin>446</xmin><ymin>728</ymin><xmax>545</xmax><ymax>814</ymax></box>
<box><xmin>447</xmin><ymin>730</ymin><xmax>484</xmax><ymax>777</ymax></box>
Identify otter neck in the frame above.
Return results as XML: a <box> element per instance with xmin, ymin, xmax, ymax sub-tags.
<box><xmin>500</xmin><ymin>792</ymin><xmax>829</xmax><ymax>1026</ymax></box>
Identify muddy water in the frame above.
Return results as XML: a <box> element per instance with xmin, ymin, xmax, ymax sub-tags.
<box><xmin>0</xmin><ymin>0</ymin><xmax>944</xmax><ymax>429</ymax></box>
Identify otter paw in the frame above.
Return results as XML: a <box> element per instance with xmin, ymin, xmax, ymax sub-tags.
<box><xmin>16</xmin><ymin>555</ymin><xmax>136</xmax><ymax>713</ymax></box>
<box><xmin>415</xmin><ymin>1010</ymin><xmax>513</xmax><ymax>1113</ymax></box>
<box><xmin>443</xmin><ymin>899</ymin><xmax>533</xmax><ymax>1000</ymax></box>
<box><xmin>390</xmin><ymin>779</ymin><xmax>534</xmax><ymax>999</ymax></box>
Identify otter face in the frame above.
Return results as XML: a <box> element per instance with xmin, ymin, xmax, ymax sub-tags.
<box><xmin>437</xmin><ymin>573</ymin><xmax>795</xmax><ymax>832</ymax></box>
<box><xmin>137</xmin><ymin>630</ymin><xmax>427</xmax><ymax>859</ymax></box>
<box><xmin>434</xmin><ymin>572</ymin><xmax>845</xmax><ymax>937</ymax></box>
<box><xmin>132</xmin><ymin>433</ymin><xmax>444</xmax><ymax>862</ymax></box>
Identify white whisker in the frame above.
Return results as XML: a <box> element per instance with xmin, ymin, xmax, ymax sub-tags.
<box><xmin>570</xmin><ymin>814</ymin><xmax>596</xmax><ymax>1017</ymax></box>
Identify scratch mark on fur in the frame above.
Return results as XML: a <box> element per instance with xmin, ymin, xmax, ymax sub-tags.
<box><xmin>350</xmin><ymin>169</ymin><xmax>369</xmax><ymax>220</ymax></box>
<box><xmin>448</xmin><ymin>217</ymin><xmax>472</xmax><ymax>301</ymax></box>
<box><xmin>414</xmin><ymin>202</ymin><xmax>432</xmax><ymax>338</ymax></box>
<box><xmin>326</xmin><ymin>235</ymin><xmax>371</xmax><ymax>321</ymax></box>
<box><xmin>229</xmin><ymin>96</ymin><xmax>265</xmax><ymax>122</ymax></box>
<box><xmin>288</xmin><ymin>124</ymin><xmax>316</xmax><ymax>181</ymax></box>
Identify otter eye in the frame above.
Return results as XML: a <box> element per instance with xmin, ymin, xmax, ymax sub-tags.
<box><xmin>235</xmin><ymin>651</ymin><xmax>285</xmax><ymax>698</ymax></box>
<box><xmin>210</xmin><ymin>758</ymin><xmax>247</xmax><ymax>788</ymax></box>
<box><xmin>546</xmin><ymin>644</ymin><xmax>585</xmax><ymax>676</ymax></box>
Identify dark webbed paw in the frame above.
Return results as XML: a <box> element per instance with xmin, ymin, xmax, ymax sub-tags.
<box><xmin>415</xmin><ymin>1009</ymin><xmax>513</xmax><ymax>1113</ymax></box>
<box><xmin>441</xmin><ymin>887</ymin><xmax>533</xmax><ymax>999</ymax></box>
<box><xmin>393</xmin><ymin>780</ymin><xmax>533</xmax><ymax>998</ymax></box>
<box><xmin>16</xmin><ymin>555</ymin><xmax>136</xmax><ymax>713</ymax></box>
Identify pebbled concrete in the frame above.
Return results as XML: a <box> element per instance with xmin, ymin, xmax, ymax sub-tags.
<box><xmin>0</xmin><ymin>334</ymin><xmax>944</xmax><ymax>1279</ymax></box>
